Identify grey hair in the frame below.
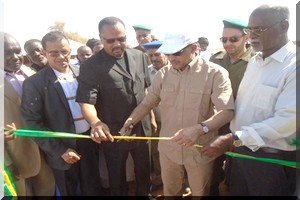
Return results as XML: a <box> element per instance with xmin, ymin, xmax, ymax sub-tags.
<box><xmin>252</xmin><ymin>4</ymin><xmax>290</xmax><ymax>21</ymax></box>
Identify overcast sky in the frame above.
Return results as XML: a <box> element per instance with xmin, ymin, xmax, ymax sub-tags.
<box><xmin>2</xmin><ymin>0</ymin><xmax>298</xmax><ymax>49</ymax></box>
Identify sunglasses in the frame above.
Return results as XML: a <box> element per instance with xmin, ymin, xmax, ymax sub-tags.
<box><xmin>102</xmin><ymin>36</ymin><xmax>127</xmax><ymax>44</ymax></box>
<box><xmin>166</xmin><ymin>45</ymin><xmax>192</xmax><ymax>57</ymax></box>
<box><xmin>220</xmin><ymin>35</ymin><xmax>244</xmax><ymax>43</ymax></box>
<box><xmin>168</xmin><ymin>49</ymin><xmax>185</xmax><ymax>56</ymax></box>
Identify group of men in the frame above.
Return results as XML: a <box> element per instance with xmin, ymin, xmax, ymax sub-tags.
<box><xmin>2</xmin><ymin>3</ymin><xmax>298</xmax><ymax>198</ymax></box>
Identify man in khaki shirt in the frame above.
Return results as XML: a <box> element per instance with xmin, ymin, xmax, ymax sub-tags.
<box><xmin>119</xmin><ymin>32</ymin><xmax>234</xmax><ymax>197</ymax></box>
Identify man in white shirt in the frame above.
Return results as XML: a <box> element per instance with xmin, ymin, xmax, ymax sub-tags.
<box><xmin>21</xmin><ymin>31</ymin><xmax>102</xmax><ymax>196</ymax></box>
<box><xmin>200</xmin><ymin>4</ymin><xmax>298</xmax><ymax>196</ymax></box>
<box><xmin>197</xmin><ymin>37</ymin><xmax>212</xmax><ymax>61</ymax></box>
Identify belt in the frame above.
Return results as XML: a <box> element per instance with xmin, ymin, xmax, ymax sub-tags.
<box><xmin>258</xmin><ymin>147</ymin><xmax>282</xmax><ymax>154</ymax></box>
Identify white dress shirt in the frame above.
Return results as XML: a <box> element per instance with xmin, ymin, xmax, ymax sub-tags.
<box><xmin>230</xmin><ymin>41</ymin><xmax>296</xmax><ymax>152</ymax></box>
<box><xmin>53</xmin><ymin>69</ymin><xmax>90</xmax><ymax>133</ymax></box>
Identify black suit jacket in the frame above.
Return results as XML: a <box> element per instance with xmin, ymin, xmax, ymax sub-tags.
<box><xmin>76</xmin><ymin>48</ymin><xmax>151</xmax><ymax>135</ymax></box>
<box><xmin>21</xmin><ymin>65</ymin><xmax>80</xmax><ymax>170</ymax></box>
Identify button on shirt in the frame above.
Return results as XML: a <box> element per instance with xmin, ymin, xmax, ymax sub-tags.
<box><xmin>143</xmin><ymin>57</ymin><xmax>234</xmax><ymax>164</ymax></box>
<box><xmin>230</xmin><ymin>42</ymin><xmax>296</xmax><ymax>152</ymax></box>
<box><xmin>54</xmin><ymin>69</ymin><xmax>90</xmax><ymax>134</ymax></box>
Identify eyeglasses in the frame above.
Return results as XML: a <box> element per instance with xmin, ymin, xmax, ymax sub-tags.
<box><xmin>46</xmin><ymin>50</ymin><xmax>70</xmax><ymax>57</ymax></box>
<box><xmin>102</xmin><ymin>37</ymin><xmax>127</xmax><ymax>44</ymax></box>
<box><xmin>243</xmin><ymin>20</ymin><xmax>283</xmax><ymax>36</ymax></box>
<box><xmin>166</xmin><ymin>49</ymin><xmax>185</xmax><ymax>57</ymax></box>
<box><xmin>220</xmin><ymin>35</ymin><xmax>244</xmax><ymax>43</ymax></box>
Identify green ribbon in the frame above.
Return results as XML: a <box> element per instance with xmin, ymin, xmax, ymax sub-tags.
<box><xmin>3</xmin><ymin>163</ymin><xmax>17</xmax><ymax>198</ymax></box>
<box><xmin>12</xmin><ymin>129</ymin><xmax>299</xmax><ymax>169</ymax></box>
<box><xmin>292</xmin><ymin>138</ymin><xmax>300</xmax><ymax>146</ymax></box>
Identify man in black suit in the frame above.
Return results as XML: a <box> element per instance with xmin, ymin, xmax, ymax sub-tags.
<box><xmin>21</xmin><ymin>31</ymin><xmax>102</xmax><ymax>196</ymax></box>
<box><xmin>76</xmin><ymin>16</ymin><xmax>151</xmax><ymax>196</ymax></box>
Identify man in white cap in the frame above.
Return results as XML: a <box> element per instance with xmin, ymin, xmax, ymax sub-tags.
<box><xmin>119</xmin><ymin>31</ymin><xmax>235</xmax><ymax>197</ymax></box>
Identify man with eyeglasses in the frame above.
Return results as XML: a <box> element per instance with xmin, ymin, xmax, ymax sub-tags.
<box><xmin>21</xmin><ymin>31</ymin><xmax>102</xmax><ymax>196</ymax></box>
<box><xmin>76</xmin><ymin>17</ymin><xmax>151</xmax><ymax>196</ymax></box>
<box><xmin>210</xmin><ymin>19</ymin><xmax>256</xmax><ymax>100</ymax></box>
<box><xmin>132</xmin><ymin>25</ymin><xmax>155</xmax><ymax>65</ymax></box>
<box><xmin>133</xmin><ymin>25</ymin><xmax>154</xmax><ymax>52</ymax></box>
<box><xmin>119</xmin><ymin>31</ymin><xmax>235</xmax><ymax>197</ymax></box>
<box><xmin>200</xmin><ymin>4</ymin><xmax>297</xmax><ymax>196</ymax></box>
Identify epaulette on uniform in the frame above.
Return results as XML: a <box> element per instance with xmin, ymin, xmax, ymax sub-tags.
<box><xmin>212</xmin><ymin>50</ymin><xmax>226</xmax><ymax>56</ymax></box>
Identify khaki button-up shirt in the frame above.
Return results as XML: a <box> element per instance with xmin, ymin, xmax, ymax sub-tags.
<box><xmin>142</xmin><ymin>57</ymin><xmax>234</xmax><ymax>165</ymax></box>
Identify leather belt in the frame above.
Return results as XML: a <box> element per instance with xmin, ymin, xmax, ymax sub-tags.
<box><xmin>258</xmin><ymin>147</ymin><xmax>282</xmax><ymax>153</ymax></box>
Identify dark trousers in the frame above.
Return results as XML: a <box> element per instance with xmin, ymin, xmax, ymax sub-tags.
<box><xmin>229</xmin><ymin>146</ymin><xmax>298</xmax><ymax>196</ymax></box>
<box><xmin>209</xmin><ymin>123</ymin><xmax>231</xmax><ymax>196</ymax></box>
<box><xmin>76</xmin><ymin>135</ymin><xmax>102</xmax><ymax>196</ymax></box>
<box><xmin>52</xmin><ymin>164</ymin><xmax>80</xmax><ymax>196</ymax></box>
<box><xmin>103</xmin><ymin>140</ymin><xmax>151</xmax><ymax>196</ymax></box>
<box><xmin>53</xmin><ymin>131</ymin><xmax>102</xmax><ymax>196</ymax></box>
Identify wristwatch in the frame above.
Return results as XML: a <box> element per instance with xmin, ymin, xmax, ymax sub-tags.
<box><xmin>232</xmin><ymin>133</ymin><xmax>243</xmax><ymax>147</ymax></box>
<box><xmin>200</xmin><ymin>123</ymin><xmax>209</xmax><ymax>134</ymax></box>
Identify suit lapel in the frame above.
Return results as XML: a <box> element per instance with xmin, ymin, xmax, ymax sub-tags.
<box><xmin>113</xmin><ymin>60</ymin><xmax>132</xmax><ymax>79</ymax></box>
<box><xmin>126</xmin><ymin>50</ymin><xmax>136</xmax><ymax>82</ymax></box>
<box><xmin>70</xmin><ymin>64</ymin><xmax>79</xmax><ymax>77</ymax></box>
<box><xmin>98</xmin><ymin>49</ymin><xmax>132</xmax><ymax>79</ymax></box>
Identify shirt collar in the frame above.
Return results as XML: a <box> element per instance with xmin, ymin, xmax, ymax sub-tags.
<box><xmin>5</xmin><ymin>68</ymin><xmax>24</xmax><ymax>77</ymax></box>
<box><xmin>256</xmin><ymin>41</ymin><xmax>295</xmax><ymax>63</ymax></box>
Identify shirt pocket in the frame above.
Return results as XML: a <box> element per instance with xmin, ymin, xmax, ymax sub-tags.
<box><xmin>251</xmin><ymin>84</ymin><xmax>278</xmax><ymax>115</ymax></box>
<box><xmin>160</xmin><ymin>84</ymin><xmax>176</xmax><ymax>107</ymax></box>
<box><xmin>185</xmin><ymin>87</ymin><xmax>211</xmax><ymax>110</ymax></box>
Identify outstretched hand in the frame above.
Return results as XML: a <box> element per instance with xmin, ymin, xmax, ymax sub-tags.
<box><xmin>200</xmin><ymin>134</ymin><xmax>233</xmax><ymax>158</ymax></box>
<box><xmin>119</xmin><ymin>120</ymin><xmax>134</xmax><ymax>141</ymax></box>
<box><xmin>170</xmin><ymin>126</ymin><xmax>200</xmax><ymax>147</ymax></box>
<box><xmin>90</xmin><ymin>121</ymin><xmax>114</xmax><ymax>143</ymax></box>
<box><xmin>3</xmin><ymin>123</ymin><xmax>17</xmax><ymax>142</ymax></box>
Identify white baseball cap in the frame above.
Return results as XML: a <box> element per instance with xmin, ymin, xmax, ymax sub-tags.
<box><xmin>156</xmin><ymin>32</ymin><xmax>198</xmax><ymax>54</ymax></box>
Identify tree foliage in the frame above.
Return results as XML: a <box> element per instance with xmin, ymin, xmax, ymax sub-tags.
<box><xmin>48</xmin><ymin>21</ymin><xmax>89</xmax><ymax>44</ymax></box>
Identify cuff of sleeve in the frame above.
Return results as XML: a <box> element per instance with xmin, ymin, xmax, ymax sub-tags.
<box><xmin>238</xmin><ymin>127</ymin><xmax>265</xmax><ymax>152</ymax></box>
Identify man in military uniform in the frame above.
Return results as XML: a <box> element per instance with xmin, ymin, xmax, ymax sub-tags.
<box><xmin>133</xmin><ymin>25</ymin><xmax>155</xmax><ymax>52</ymax></box>
<box><xmin>210</xmin><ymin>19</ymin><xmax>256</xmax><ymax>99</ymax></box>
<box><xmin>133</xmin><ymin>25</ymin><xmax>156</xmax><ymax>65</ymax></box>
<box><xmin>209</xmin><ymin>19</ymin><xmax>256</xmax><ymax>196</ymax></box>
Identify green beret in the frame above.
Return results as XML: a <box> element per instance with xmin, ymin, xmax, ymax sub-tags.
<box><xmin>132</xmin><ymin>25</ymin><xmax>152</xmax><ymax>31</ymax></box>
<box><xmin>223</xmin><ymin>19</ymin><xmax>247</xmax><ymax>30</ymax></box>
